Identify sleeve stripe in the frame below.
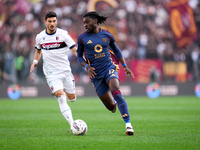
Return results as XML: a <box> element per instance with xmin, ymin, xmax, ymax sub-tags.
<box><xmin>35</xmin><ymin>47</ymin><xmax>41</xmax><ymax>50</ymax></box>
<box><xmin>70</xmin><ymin>44</ymin><xmax>76</xmax><ymax>49</ymax></box>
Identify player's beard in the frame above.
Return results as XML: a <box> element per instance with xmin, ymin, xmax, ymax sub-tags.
<box><xmin>48</xmin><ymin>25</ymin><xmax>56</xmax><ymax>33</ymax></box>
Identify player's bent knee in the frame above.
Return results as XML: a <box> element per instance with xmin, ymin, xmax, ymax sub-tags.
<box><xmin>54</xmin><ymin>90</ymin><xmax>65</xmax><ymax>98</ymax></box>
<box><xmin>68</xmin><ymin>97</ymin><xmax>76</xmax><ymax>102</ymax></box>
<box><xmin>69</xmin><ymin>98</ymin><xmax>76</xmax><ymax>102</ymax></box>
<box><xmin>67</xmin><ymin>94</ymin><xmax>76</xmax><ymax>102</ymax></box>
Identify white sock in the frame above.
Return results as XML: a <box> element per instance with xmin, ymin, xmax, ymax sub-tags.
<box><xmin>57</xmin><ymin>94</ymin><xmax>74</xmax><ymax>126</ymax></box>
<box><xmin>126</xmin><ymin>123</ymin><xmax>133</xmax><ymax>128</ymax></box>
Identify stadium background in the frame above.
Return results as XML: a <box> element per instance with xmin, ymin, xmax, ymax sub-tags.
<box><xmin>0</xmin><ymin>0</ymin><xmax>200</xmax><ymax>98</ymax></box>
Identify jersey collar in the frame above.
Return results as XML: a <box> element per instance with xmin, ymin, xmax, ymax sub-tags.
<box><xmin>45</xmin><ymin>28</ymin><xmax>57</xmax><ymax>35</ymax></box>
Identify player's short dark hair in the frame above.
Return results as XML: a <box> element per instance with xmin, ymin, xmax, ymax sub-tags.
<box><xmin>83</xmin><ymin>11</ymin><xmax>107</xmax><ymax>25</ymax></box>
<box><xmin>45</xmin><ymin>11</ymin><xmax>57</xmax><ymax>20</ymax></box>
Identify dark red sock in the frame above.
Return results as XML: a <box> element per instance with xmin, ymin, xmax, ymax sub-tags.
<box><xmin>112</xmin><ymin>89</ymin><xmax>121</xmax><ymax>97</ymax></box>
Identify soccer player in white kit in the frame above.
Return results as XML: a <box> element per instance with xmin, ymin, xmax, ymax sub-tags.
<box><xmin>30</xmin><ymin>11</ymin><xmax>77</xmax><ymax>128</ymax></box>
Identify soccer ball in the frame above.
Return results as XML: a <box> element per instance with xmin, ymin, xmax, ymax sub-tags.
<box><xmin>71</xmin><ymin>119</ymin><xmax>87</xmax><ymax>135</ymax></box>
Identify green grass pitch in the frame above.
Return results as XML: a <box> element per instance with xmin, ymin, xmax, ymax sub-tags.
<box><xmin>0</xmin><ymin>96</ymin><xmax>200</xmax><ymax>150</ymax></box>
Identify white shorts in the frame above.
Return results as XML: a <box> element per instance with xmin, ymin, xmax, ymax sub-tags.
<box><xmin>46</xmin><ymin>71</ymin><xmax>75</xmax><ymax>94</ymax></box>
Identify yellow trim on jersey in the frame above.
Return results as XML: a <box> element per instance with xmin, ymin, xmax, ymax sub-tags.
<box><xmin>109</xmin><ymin>50</ymin><xmax>119</xmax><ymax>70</ymax></box>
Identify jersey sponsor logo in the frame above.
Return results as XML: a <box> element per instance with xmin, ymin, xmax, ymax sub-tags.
<box><xmin>41</xmin><ymin>42</ymin><xmax>67</xmax><ymax>50</ymax></box>
<box><xmin>102</xmin><ymin>37</ymin><xmax>107</xmax><ymax>43</ymax></box>
<box><xmin>94</xmin><ymin>44</ymin><xmax>103</xmax><ymax>53</ymax></box>
<box><xmin>87</xmin><ymin>40</ymin><xmax>92</xmax><ymax>44</ymax></box>
<box><xmin>94</xmin><ymin>53</ymin><xmax>105</xmax><ymax>58</ymax></box>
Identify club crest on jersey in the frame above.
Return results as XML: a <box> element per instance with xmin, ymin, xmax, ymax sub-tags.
<box><xmin>56</xmin><ymin>36</ymin><xmax>59</xmax><ymax>40</ymax></box>
<box><xmin>102</xmin><ymin>37</ymin><xmax>107</xmax><ymax>43</ymax></box>
<box><xmin>43</xmin><ymin>37</ymin><xmax>45</xmax><ymax>40</ymax></box>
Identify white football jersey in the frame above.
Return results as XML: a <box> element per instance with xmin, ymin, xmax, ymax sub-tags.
<box><xmin>35</xmin><ymin>28</ymin><xmax>76</xmax><ymax>76</ymax></box>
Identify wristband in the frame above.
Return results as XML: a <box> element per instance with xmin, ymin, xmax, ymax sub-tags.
<box><xmin>122</xmin><ymin>63</ymin><xmax>126</xmax><ymax>67</ymax></box>
<box><xmin>33</xmin><ymin>59</ymin><xmax>38</xmax><ymax>64</ymax></box>
<box><xmin>85</xmin><ymin>64</ymin><xmax>88</xmax><ymax>68</ymax></box>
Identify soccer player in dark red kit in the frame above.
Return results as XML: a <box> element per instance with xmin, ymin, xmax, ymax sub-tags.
<box><xmin>77</xmin><ymin>11</ymin><xmax>134</xmax><ymax>135</ymax></box>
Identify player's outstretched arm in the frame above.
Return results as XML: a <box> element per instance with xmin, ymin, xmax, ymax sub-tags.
<box><xmin>118</xmin><ymin>57</ymin><xmax>134</xmax><ymax>79</ymax></box>
<box><xmin>30</xmin><ymin>49</ymin><xmax>42</xmax><ymax>73</ymax></box>
<box><xmin>123</xmin><ymin>66</ymin><xmax>134</xmax><ymax>79</ymax></box>
<box><xmin>109</xmin><ymin>38</ymin><xmax>134</xmax><ymax>78</ymax></box>
<box><xmin>30</xmin><ymin>62</ymin><xmax>38</xmax><ymax>73</ymax></box>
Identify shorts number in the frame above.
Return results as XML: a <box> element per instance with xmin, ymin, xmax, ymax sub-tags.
<box><xmin>109</xmin><ymin>69</ymin><xmax>115</xmax><ymax>75</ymax></box>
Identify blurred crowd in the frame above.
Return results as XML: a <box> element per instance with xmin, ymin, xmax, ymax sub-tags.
<box><xmin>0</xmin><ymin>0</ymin><xmax>200</xmax><ymax>84</ymax></box>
